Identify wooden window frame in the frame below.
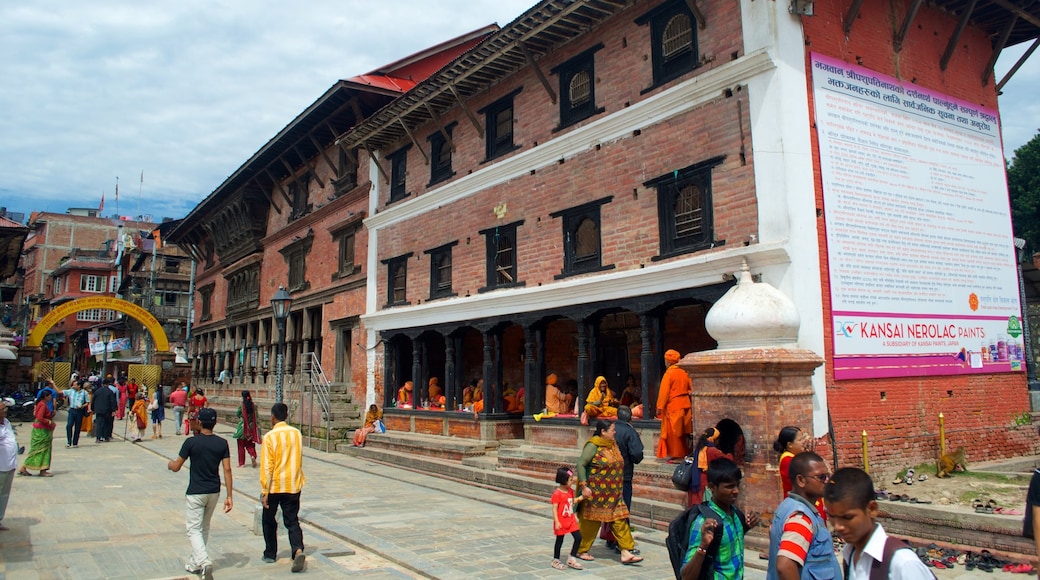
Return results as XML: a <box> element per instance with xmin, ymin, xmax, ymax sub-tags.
<box><xmin>427</xmin><ymin>123</ymin><xmax>457</xmax><ymax>186</ymax></box>
<box><xmin>381</xmin><ymin>253</ymin><xmax>413</xmax><ymax>307</ymax></box>
<box><xmin>636</xmin><ymin>0</ymin><xmax>699</xmax><ymax>93</ymax></box>
<box><xmin>646</xmin><ymin>155</ymin><xmax>725</xmax><ymax>260</ymax></box>
<box><xmin>425</xmin><ymin>241</ymin><xmax>459</xmax><ymax>300</ymax></box>
<box><xmin>550</xmin><ymin>196</ymin><xmax>615</xmax><ymax>278</ymax></box>
<box><xmin>477</xmin><ymin>88</ymin><xmax>522</xmax><ymax>162</ymax></box>
<box><xmin>479</xmin><ymin>221</ymin><xmax>525</xmax><ymax>292</ymax></box>
<box><xmin>552</xmin><ymin>44</ymin><xmax>605</xmax><ymax>130</ymax></box>
<box><xmin>387</xmin><ymin>145</ymin><xmax>411</xmax><ymax>203</ymax></box>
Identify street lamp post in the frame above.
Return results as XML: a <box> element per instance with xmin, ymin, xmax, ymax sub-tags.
<box><xmin>100</xmin><ymin>329</ymin><xmax>113</xmax><ymax>380</ymax></box>
<box><xmin>271</xmin><ymin>287</ymin><xmax>293</xmax><ymax>404</ymax></box>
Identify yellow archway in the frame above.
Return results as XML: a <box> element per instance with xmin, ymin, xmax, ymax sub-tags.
<box><xmin>26</xmin><ymin>296</ymin><xmax>170</xmax><ymax>352</ymax></box>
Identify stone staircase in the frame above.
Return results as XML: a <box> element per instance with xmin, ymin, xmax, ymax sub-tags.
<box><xmin>337</xmin><ymin>431</ymin><xmax>696</xmax><ymax>535</ymax></box>
<box><xmin>195</xmin><ymin>378</ymin><xmax>363</xmax><ymax>446</ymax></box>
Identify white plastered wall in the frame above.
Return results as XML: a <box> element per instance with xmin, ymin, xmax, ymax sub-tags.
<box><xmin>740</xmin><ymin>0</ymin><xmax>830</xmax><ymax>436</ymax></box>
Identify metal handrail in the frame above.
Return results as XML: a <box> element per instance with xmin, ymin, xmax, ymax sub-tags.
<box><xmin>296</xmin><ymin>352</ymin><xmax>332</xmax><ymax>452</ymax></box>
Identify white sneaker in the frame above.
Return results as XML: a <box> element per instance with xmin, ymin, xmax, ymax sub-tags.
<box><xmin>185</xmin><ymin>563</ymin><xmax>201</xmax><ymax>574</ymax></box>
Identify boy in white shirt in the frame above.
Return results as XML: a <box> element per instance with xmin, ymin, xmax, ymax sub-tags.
<box><xmin>824</xmin><ymin>467</ymin><xmax>933</xmax><ymax>579</ymax></box>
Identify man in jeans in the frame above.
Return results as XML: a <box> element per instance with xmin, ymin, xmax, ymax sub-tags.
<box><xmin>62</xmin><ymin>379</ymin><xmax>90</xmax><ymax>448</ymax></box>
<box><xmin>168</xmin><ymin>408</ymin><xmax>233</xmax><ymax>580</ymax></box>
<box><xmin>260</xmin><ymin>402</ymin><xmax>307</xmax><ymax>572</ymax></box>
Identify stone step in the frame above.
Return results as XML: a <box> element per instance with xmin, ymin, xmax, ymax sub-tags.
<box><xmin>335</xmin><ymin>438</ymin><xmax>687</xmax><ymax>531</ymax></box>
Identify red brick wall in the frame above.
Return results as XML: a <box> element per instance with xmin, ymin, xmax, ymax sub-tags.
<box><xmin>372</xmin><ymin>0</ymin><xmax>755</xmax><ymax>307</ymax></box>
<box><xmin>802</xmin><ymin>0</ymin><xmax>1036</xmax><ymax>473</ymax></box>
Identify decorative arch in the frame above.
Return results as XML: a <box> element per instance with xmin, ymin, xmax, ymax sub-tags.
<box><xmin>26</xmin><ymin>296</ymin><xmax>170</xmax><ymax>352</ymax></box>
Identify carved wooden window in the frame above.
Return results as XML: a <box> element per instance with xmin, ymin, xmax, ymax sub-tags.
<box><xmin>479</xmin><ymin>221</ymin><xmax>524</xmax><ymax>292</ymax></box>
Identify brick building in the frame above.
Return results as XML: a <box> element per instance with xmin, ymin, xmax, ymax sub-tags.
<box><xmin>166</xmin><ymin>28</ymin><xmax>498</xmax><ymax>418</ymax></box>
<box><xmin>335</xmin><ymin>0</ymin><xmax>1039</xmax><ymax>472</ymax></box>
<box><xmin>170</xmin><ymin>0</ymin><xmax>1038</xmax><ymax>475</ymax></box>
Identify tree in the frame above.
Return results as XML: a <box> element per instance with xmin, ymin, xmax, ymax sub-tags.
<box><xmin>1009</xmin><ymin>130</ymin><xmax>1040</xmax><ymax>255</ymax></box>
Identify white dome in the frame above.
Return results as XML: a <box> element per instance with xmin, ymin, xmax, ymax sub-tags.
<box><xmin>704</xmin><ymin>260</ymin><xmax>801</xmax><ymax>349</ymax></box>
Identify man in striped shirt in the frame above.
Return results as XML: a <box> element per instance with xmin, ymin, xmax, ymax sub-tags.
<box><xmin>260</xmin><ymin>403</ymin><xmax>307</xmax><ymax>572</ymax></box>
<box><xmin>766</xmin><ymin>452</ymin><xmax>841</xmax><ymax>580</ymax></box>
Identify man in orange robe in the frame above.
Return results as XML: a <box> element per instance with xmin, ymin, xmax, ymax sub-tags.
<box><xmin>655</xmin><ymin>349</ymin><xmax>692</xmax><ymax>462</ymax></box>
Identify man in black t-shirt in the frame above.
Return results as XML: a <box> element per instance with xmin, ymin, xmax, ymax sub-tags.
<box><xmin>168</xmin><ymin>408</ymin><xmax>232</xmax><ymax>580</ymax></box>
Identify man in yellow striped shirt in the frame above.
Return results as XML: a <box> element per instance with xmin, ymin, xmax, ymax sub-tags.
<box><xmin>260</xmin><ymin>403</ymin><xmax>307</xmax><ymax>572</ymax></box>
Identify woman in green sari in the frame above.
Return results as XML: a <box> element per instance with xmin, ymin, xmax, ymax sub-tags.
<box><xmin>18</xmin><ymin>390</ymin><xmax>56</xmax><ymax>477</ymax></box>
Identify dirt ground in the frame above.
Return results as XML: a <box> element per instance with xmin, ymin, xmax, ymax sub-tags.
<box><xmin>874</xmin><ymin>460</ymin><xmax>1037</xmax><ymax>514</ymax></box>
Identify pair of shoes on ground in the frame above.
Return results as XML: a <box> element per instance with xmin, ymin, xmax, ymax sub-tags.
<box><xmin>551</xmin><ymin>557</ymin><xmax>583</xmax><ymax>570</ymax></box>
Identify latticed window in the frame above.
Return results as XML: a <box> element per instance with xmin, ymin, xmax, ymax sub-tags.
<box><xmin>553</xmin><ymin>44</ymin><xmax>603</xmax><ymax>129</ymax></box>
<box><xmin>480</xmin><ymin>222</ymin><xmax>523</xmax><ymax>291</ymax></box>
<box><xmin>637</xmin><ymin>0</ymin><xmax>698</xmax><ymax>88</ymax></box>
<box><xmin>647</xmin><ymin>156</ymin><xmax>723</xmax><ymax>257</ymax></box>
<box><xmin>428</xmin><ymin>123</ymin><xmax>456</xmax><ymax>185</ymax></box>
<box><xmin>495</xmin><ymin>234</ymin><xmax>514</xmax><ymax>285</ymax></box>
<box><xmin>662</xmin><ymin>14</ymin><xmax>693</xmax><ymax>61</ymax></box>
<box><xmin>427</xmin><ymin>242</ymin><xmax>457</xmax><ymax>299</ymax></box>
<box><xmin>569</xmin><ymin>71</ymin><xmax>591</xmax><ymax>106</ymax></box>
<box><xmin>674</xmin><ymin>184</ymin><xmax>704</xmax><ymax>239</ymax></box>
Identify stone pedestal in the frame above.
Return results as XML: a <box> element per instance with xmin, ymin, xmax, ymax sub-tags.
<box><xmin>681</xmin><ymin>347</ymin><xmax>823</xmax><ymax>519</ymax></box>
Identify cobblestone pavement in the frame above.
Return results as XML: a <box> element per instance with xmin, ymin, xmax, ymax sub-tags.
<box><xmin>2</xmin><ymin>415</ymin><xmax>1006</xmax><ymax>579</ymax></box>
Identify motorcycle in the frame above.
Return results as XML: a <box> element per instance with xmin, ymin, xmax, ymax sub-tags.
<box><xmin>11</xmin><ymin>399</ymin><xmax>36</xmax><ymax>422</ymax></box>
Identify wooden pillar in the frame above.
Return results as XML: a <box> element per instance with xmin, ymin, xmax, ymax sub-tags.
<box><xmin>446</xmin><ymin>335</ymin><xmax>457</xmax><ymax>410</ymax></box>
<box><xmin>639</xmin><ymin>313</ymin><xmax>656</xmax><ymax>418</ymax></box>
<box><xmin>481</xmin><ymin>329</ymin><xmax>493</xmax><ymax>416</ymax></box>
<box><xmin>576</xmin><ymin>321</ymin><xmax>590</xmax><ymax>412</ymax></box>
<box><xmin>524</xmin><ymin>326</ymin><xmax>537</xmax><ymax>413</ymax></box>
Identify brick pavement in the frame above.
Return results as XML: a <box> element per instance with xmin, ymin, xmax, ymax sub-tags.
<box><xmin>4</xmin><ymin>415</ymin><xmax>1004</xmax><ymax>579</ymax></box>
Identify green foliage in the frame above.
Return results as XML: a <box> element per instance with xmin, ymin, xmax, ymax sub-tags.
<box><xmin>1009</xmin><ymin>131</ymin><xmax>1040</xmax><ymax>254</ymax></box>
<box><xmin>1013</xmin><ymin>410</ymin><xmax>1032</xmax><ymax>426</ymax></box>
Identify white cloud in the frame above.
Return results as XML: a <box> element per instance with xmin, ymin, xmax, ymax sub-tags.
<box><xmin>1</xmin><ymin>1</ymin><xmax>1037</xmax><ymax>221</ymax></box>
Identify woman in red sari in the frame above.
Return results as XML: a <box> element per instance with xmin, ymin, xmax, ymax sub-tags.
<box><xmin>234</xmin><ymin>390</ymin><xmax>260</xmax><ymax>467</ymax></box>
<box><xmin>18</xmin><ymin>390</ymin><xmax>56</xmax><ymax>477</ymax></box>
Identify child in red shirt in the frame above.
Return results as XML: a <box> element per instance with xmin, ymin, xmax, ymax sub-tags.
<box><xmin>551</xmin><ymin>467</ymin><xmax>583</xmax><ymax>570</ymax></box>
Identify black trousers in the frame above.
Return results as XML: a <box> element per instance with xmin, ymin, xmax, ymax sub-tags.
<box><xmin>262</xmin><ymin>492</ymin><xmax>304</xmax><ymax>559</ymax></box>
<box><xmin>66</xmin><ymin>408</ymin><xmax>84</xmax><ymax>446</ymax></box>
<box><xmin>94</xmin><ymin>413</ymin><xmax>109</xmax><ymax>441</ymax></box>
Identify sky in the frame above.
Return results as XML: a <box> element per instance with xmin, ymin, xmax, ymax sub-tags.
<box><xmin>1</xmin><ymin>2</ymin><xmax>1038</xmax><ymax>225</ymax></box>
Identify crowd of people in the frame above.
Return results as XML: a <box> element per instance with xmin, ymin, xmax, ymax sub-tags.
<box><xmin>0</xmin><ymin>371</ymin><xmax>309</xmax><ymax>578</ymax></box>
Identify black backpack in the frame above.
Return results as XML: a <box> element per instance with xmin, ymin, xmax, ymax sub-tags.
<box><xmin>667</xmin><ymin>503</ymin><xmax>746</xmax><ymax>580</ymax></box>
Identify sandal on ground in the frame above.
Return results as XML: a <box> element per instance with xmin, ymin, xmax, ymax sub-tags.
<box><xmin>38</xmin><ymin>470</ymin><xmax>53</xmax><ymax>477</ymax></box>
<box><xmin>551</xmin><ymin>559</ymin><xmax>567</xmax><ymax>570</ymax></box>
<box><xmin>16</xmin><ymin>469</ymin><xmax>32</xmax><ymax>476</ymax></box>
<box><xmin>566</xmin><ymin>558</ymin><xmax>583</xmax><ymax>570</ymax></box>
<box><xmin>621</xmin><ymin>555</ymin><xmax>644</xmax><ymax>565</ymax></box>
<box><xmin>577</xmin><ymin>552</ymin><xmax>595</xmax><ymax>561</ymax></box>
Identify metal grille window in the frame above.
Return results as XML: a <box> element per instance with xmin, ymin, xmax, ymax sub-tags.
<box><xmin>553</xmin><ymin>44</ymin><xmax>603</xmax><ymax>129</ymax></box>
<box><xmin>637</xmin><ymin>0</ymin><xmax>699</xmax><ymax>89</ymax></box>
<box><xmin>674</xmin><ymin>184</ymin><xmax>704</xmax><ymax>239</ymax></box>
<box><xmin>662</xmin><ymin>14</ymin><xmax>693</xmax><ymax>61</ymax></box>
<box><xmin>479</xmin><ymin>222</ymin><xmax>524</xmax><ymax>291</ymax></box>
<box><xmin>646</xmin><ymin>156</ymin><xmax>724</xmax><ymax>258</ymax></box>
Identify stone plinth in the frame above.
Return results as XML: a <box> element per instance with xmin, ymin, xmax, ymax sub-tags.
<box><xmin>681</xmin><ymin>347</ymin><xmax>823</xmax><ymax>518</ymax></box>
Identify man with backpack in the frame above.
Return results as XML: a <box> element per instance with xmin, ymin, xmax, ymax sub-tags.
<box><xmin>766</xmin><ymin>452</ymin><xmax>841</xmax><ymax>579</ymax></box>
<box><xmin>669</xmin><ymin>457</ymin><xmax>760</xmax><ymax>580</ymax></box>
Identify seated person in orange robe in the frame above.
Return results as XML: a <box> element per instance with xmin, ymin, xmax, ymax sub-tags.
<box><xmin>472</xmin><ymin>379</ymin><xmax>485</xmax><ymax>413</ymax></box>
<box><xmin>397</xmin><ymin>381</ymin><xmax>414</xmax><ymax>408</ymax></box>
<box><xmin>584</xmin><ymin>376</ymin><xmax>618</xmax><ymax>418</ymax></box>
<box><xmin>504</xmin><ymin>382</ymin><xmax>524</xmax><ymax>414</ymax></box>
<box><xmin>462</xmin><ymin>379</ymin><xmax>478</xmax><ymax>409</ymax></box>
<box><xmin>543</xmin><ymin>373</ymin><xmax>573</xmax><ymax>414</ymax></box>
<box><xmin>428</xmin><ymin>377</ymin><xmax>446</xmax><ymax>409</ymax></box>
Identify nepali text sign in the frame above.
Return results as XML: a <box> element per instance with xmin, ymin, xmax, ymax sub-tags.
<box><xmin>810</xmin><ymin>53</ymin><xmax>1023</xmax><ymax>379</ymax></box>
